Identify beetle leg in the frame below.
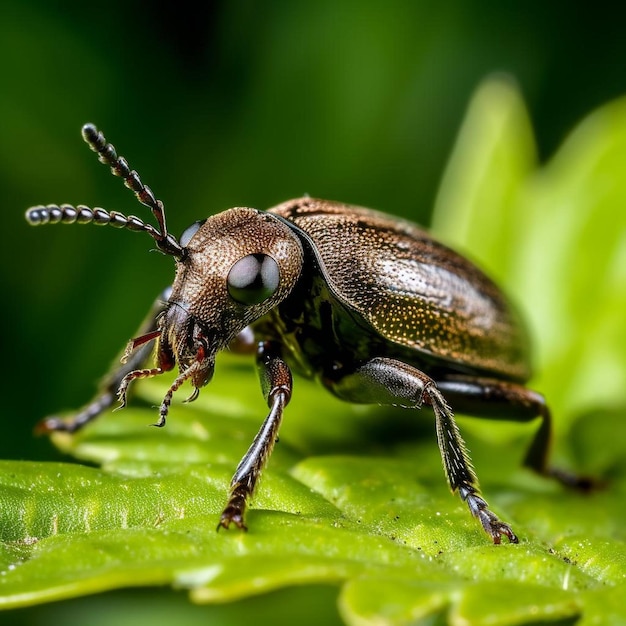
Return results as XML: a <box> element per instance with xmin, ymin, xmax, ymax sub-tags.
<box><xmin>323</xmin><ymin>357</ymin><xmax>518</xmax><ymax>544</ymax></box>
<box><xmin>436</xmin><ymin>376</ymin><xmax>594</xmax><ymax>490</ymax></box>
<box><xmin>36</xmin><ymin>287</ymin><xmax>171</xmax><ymax>434</ymax></box>
<box><xmin>218</xmin><ymin>341</ymin><xmax>292</xmax><ymax>531</ymax></box>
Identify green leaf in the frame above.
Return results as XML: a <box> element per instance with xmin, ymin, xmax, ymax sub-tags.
<box><xmin>433</xmin><ymin>76</ymin><xmax>626</xmax><ymax>425</ymax></box>
<box><xmin>2</xmin><ymin>77</ymin><xmax>626</xmax><ymax>624</ymax></box>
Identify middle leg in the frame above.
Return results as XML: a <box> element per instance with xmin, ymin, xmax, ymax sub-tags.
<box><xmin>322</xmin><ymin>357</ymin><xmax>518</xmax><ymax>544</ymax></box>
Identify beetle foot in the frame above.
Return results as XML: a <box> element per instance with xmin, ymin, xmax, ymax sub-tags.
<box><xmin>216</xmin><ymin>492</ymin><xmax>249</xmax><ymax>532</ymax></box>
<box><xmin>115</xmin><ymin>382</ymin><xmax>129</xmax><ymax>410</ymax></box>
<box><xmin>459</xmin><ymin>485</ymin><xmax>519</xmax><ymax>544</ymax></box>
<box><xmin>481</xmin><ymin>516</ymin><xmax>518</xmax><ymax>545</ymax></box>
<box><xmin>547</xmin><ymin>466</ymin><xmax>603</xmax><ymax>493</ymax></box>
<box><xmin>34</xmin><ymin>416</ymin><xmax>70</xmax><ymax>434</ymax></box>
<box><xmin>34</xmin><ymin>391</ymin><xmax>118</xmax><ymax>435</ymax></box>
<box><xmin>217</xmin><ymin>507</ymin><xmax>248</xmax><ymax>532</ymax></box>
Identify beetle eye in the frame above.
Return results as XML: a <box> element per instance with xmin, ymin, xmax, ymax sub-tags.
<box><xmin>180</xmin><ymin>219</ymin><xmax>207</xmax><ymax>247</ymax></box>
<box><xmin>227</xmin><ymin>254</ymin><xmax>280</xmax><ymax>305</ymax></box>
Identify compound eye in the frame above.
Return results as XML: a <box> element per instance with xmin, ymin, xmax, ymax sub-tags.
<box><xmin>227</xmin><ymin>254</ymin><xmax>280</xmax><ymax>305</ymax></box>
<box><xmin>180</xmin><ymin>219</ymin><xmax>207</xmax><ymax>247</ymax></box>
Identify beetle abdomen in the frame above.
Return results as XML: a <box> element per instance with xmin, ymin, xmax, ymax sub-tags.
<box><xmin>270</xmin><ymin>198</ymin><xmax>531</xmax><ymax>382</ymax></box>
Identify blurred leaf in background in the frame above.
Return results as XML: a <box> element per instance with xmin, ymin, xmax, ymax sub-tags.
<box><xmin>433</xmin><ymin>78</ymin><xmax>626</xmax><ymax>441</ymax></box>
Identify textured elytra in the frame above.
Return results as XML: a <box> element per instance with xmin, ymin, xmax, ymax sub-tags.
<box><xmin>270</xmin><ymin>198</ymin><xmax>530</xmax><ymax>381</ymax></box>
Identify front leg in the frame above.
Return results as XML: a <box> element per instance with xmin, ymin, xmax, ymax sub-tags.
<box><xmin>36</xmin><ymin>287</ymin><xmax>172</xmax><ymax>434</ymax></box>
<box><xmin>323</xmin><ymin>357</ymin><xmax>518</xmax><ymax>544</ymax></box>
<box><xmin>218</xmin><ymin>341</ymin><xmax>292</xmax><ymax>530</ymax></box>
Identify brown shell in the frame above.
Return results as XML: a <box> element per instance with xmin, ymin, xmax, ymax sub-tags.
<box><xmin>269</xmin><ymin>198</ymin><xmax>531</xmax><ymax>382</ymax></box>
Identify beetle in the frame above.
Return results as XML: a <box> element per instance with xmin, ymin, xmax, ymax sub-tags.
<box><xmin>25</xmin><ymin>124</ymin><xmax>587</xmax><ymax>544</ymax></box>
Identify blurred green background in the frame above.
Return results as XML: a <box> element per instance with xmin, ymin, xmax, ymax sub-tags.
<box><xmin>3</xmin><ymin>0</ymin><xmax>626</xmax><ymax>460</ymax></box>
<box><xmin>1</xmin><ymin>0</ymin><xmax>626</xmax><ymax>621</ymax></box>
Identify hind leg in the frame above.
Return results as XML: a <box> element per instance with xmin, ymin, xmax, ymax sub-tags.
<box><xmin>323</xmin><ymin>357</ymin><xmax>519</xmax><ymax>544</ymax></box>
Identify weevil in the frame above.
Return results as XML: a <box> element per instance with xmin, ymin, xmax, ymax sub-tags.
<box><xmin>25</xmin><ymin>124</ymin><xmax>588</xmax><ymax>544</ymax></box>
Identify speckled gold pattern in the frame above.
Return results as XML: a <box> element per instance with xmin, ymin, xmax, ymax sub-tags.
<box><xmin>270</xmin><ymin>198</ymin><xmax>530</xmax><ymax>381</ymax></box>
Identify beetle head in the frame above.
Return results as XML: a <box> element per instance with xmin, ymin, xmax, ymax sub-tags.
<box><xmin>155</xmin><ymin>207</ymin><xmax>304</xmax><ymax>390</ymax></box>
<box><xmin>25</xmin><ymin>124</ymin><xmax>304</xmax><ymax>423</ymax></box>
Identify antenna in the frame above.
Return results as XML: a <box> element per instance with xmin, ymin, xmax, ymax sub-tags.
<box><xmin>25</xmin><ymin>123</ymin><xmax>184</xmax><ymax>258</ymax></box>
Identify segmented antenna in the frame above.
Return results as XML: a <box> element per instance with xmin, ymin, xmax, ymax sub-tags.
<box><xmin>25</xmin><ymin>123</ymin><xmax>184</xmax><ymax>258</ymax></box>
